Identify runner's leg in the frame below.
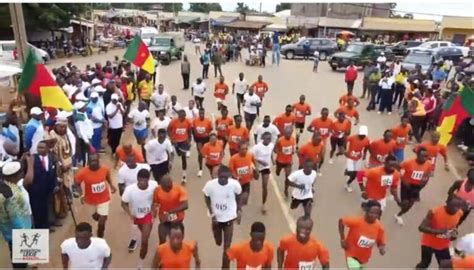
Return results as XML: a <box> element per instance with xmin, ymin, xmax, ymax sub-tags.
<box><xmin>261</xmin><ymin>173</ymin><xmax>269</xmax><ymax>213</ymax></box>
<box><xmin>97</xmin><ymin>215</ymin><xmax>107</xmax><ymax>238</ymax></box>
<box><xmin>158</xmin><ymin>222</ymin><xmax>169</xmax><ymax>244</ymax></box>
<box><xmin>222</xmin><ymin>222</ymin><xmax>234</xmax><ymax>269</ymax></box>
<box><xmin>138</xmin><ymin>223</ymin><xmax>152</xmax><ymax>265</ymax></box>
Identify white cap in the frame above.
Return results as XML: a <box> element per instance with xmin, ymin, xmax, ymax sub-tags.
<box><xmin>91</xmin><ymin>78</ymin><xmax>102</xmax><ymax>85</ymax></box>
<box><xmin>111</xmin><ymin>93</ymin><xmax>119</xmax><ymax>100</ymax></box>
<box><xmin>1</xmin><ymin>161</ymin><xmax>22</xmax><ymax>176</ymax></box>
<box><xmin>90</xmin><ymin>92</ymin><xmax>99</xmax><ymax>98</ymax></box>
<box><xmin>56</xmin><ymin>110</ymin><xmax>72</xmax><ymax>121</ymax></box>
<box><xmin>30</xmin><ymin>107</ymin><xmax>43</xmax><ymax>115</ymax></box>
<box><xmin>94</xmin><ymin>85</ymin><xmax>106</xmax><ymax>92</ymax></box>
<box><xmin>456</xmin><ymin>233</ymin><xmax>474</xmax><ymax>255</ymax></box>
<box><xmin>74</xmin><ymin>101</ymin><xmax>87</xmax><ymax>110</ymax></box>
<box><xmin>358</xmin><ymin>125</ymin><xmax>368</xmax><ymax>136</ymax></box>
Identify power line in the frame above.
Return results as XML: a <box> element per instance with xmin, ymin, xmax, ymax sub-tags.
<box><xmin>345</xmin><ymin>3</ymin><xmax>464</xmax><ymax>17</ymax></box>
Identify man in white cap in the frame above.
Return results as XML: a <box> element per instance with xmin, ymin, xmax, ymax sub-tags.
<box><xmin>0</xmin><ymin>160</ymin><xmax>32</xmax><ymax>268</ymax></box>
<box><xmin>439</xmin><ymin>233</ymin><xmax>474</xmax><ymax>269</ymax></box>
<box><xmin>87</xmin><ymin>92</ymin><xmax>106</xmax><ymax>152</ymax></box>
<box><xmin>24</xmin><ymin>107</ymin><xmax>45</xmax><ymax>154</ymax></box>
<box><xmin>106</xmin><ymin>93</ymin><xmax>124</xmax><ymax>154</ymax></box>
<box><xmin>74</xmin><ymin>101</ymin><xmax>94</xmax><ymax>166</ymax></box>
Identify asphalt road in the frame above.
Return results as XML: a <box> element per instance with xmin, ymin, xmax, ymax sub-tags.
<box><xmin>1</xmin><ymin>43</ymin><xmax>472</xmax><ymax>269</ymax></box>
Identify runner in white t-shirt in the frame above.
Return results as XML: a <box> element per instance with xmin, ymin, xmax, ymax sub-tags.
<box><xmin>202</xmin><ymin>165</ymin><xmax>242</xmax><ymax>269</ymax></box>
<box><xmin>144</xmin><ymin>129</ymin><xmax>174</xmax><ymax>183</ymax></box>
<box><xmin>191</xmin><ymin>78</ymin><xmax>206</xmax><ymax>109</ymax></box>
<box><xmin>251</xmin><ymin>132</ymin><xmax>275</xmax><ymax>214</ymax></box>
<box><xmin>61</xmin><ymin>222</ymin><xmax>112</xmax><ymax>270</ymax></box>
<box><xmin>167</xmin><ymin>95</ymin><xmax>182</xmax><ymax>119</ymax></box>
<box><xmin>151</xmin><ymin>84</ymin><xmax>170</xmax><ymax>116</ymax></box>
<box><xmin>253</xmin><ymin>115</ymin><xmax>280</xmax><ymax>145</ymax></box>
<box><xmin>151</xmin><ymin>110</ymin><xmax>171</xmax><ymax>138</ymax></box>
<box><xmin>232</xmin><ymin>72</ymin><xmax>249</xmax><ymax>115</ymax></box>
<box><xmin>243</xmin><ymin>88</ymin><xmax>261</xmax><ymax>130</ymax></box>
<box><xmin>121</xmin><ymin>169</ymin><xmax>157</xmax><ymax>269</ymax></box>
<box><xmin>128</xmin><ymin>101</ymin><xmax>150</xmax><ymax>145</ymax></box>
<box><xmin>288</xmin><ymin>160</ymin><xmax>317</xmax><ymax>217</ymax></box>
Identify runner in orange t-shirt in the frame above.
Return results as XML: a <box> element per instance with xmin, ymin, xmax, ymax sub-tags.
<box><xmin>335</xmin><ymin>99</ymin><xmax>359</xmax><ymax>125</ymax></box>
<box><xmin>152</xmin><ymin>175</ymin><xmax>189</xmax><ymax>244</ymax></box>
<box><xmin>298</xmin><ymin>132</ymin><xmax>325</xmax><ymax>172</ymax></box>
<box><xmin>329</xmin><ymin>111</ymin><xmax>352</xmax><ymax>164</ymax></box>
<box><xmin>416</xmin><ymin>197</ymin><xmax>464</xmax><ymax>268</ymax></box>
<box><xmin>391</xmin><ymin>115</ymin><xmax>412</xmax><ymax>161</ymax></box>
<box><xmin>250</xmin><ymin>75</ymin><xmax>268</xmax><ymax>117</ymax></box>
<box><xmin>227</xmin><ymin>222</ymin><xmax>274</xmax><ymax>269</ymax></box>
<box><xmin>368</xmin><ymin>130</ymin><xmax>396</xmax><ymax>167</ymax></box>
<box><xmin>114</xmin><ymin>143</ymin><xmax>145</xmax><ymax>169</ymax></box>
<box><xmin>201</xmin><ymin>133</ymin><xmax>224</xmax><ymax>178</ymax></box>
<box><xmin>152</xmin><ymin>223</ymin><xmax>200</xmax><ymax>269</ymax></box>
<box><xmin>344</xmin><ymin>125</ymin><xmax>370</xmax><ymax>192</ymax></box>
<box><xmin>413</xmin><ymin>131</ymin><xmax>449</xmax><ymax>174</ymax></box>
<box><xmin>395</xmin><ymin>147</ymin><xmax>433</xmax><ymax>225</ymax></box>
<box><xmin>292</xmin><ymin>95</ymin><xmax>312</xmax><ymax>146</ymax></box>
<box><xmin>339</xmin><ymin>88</ymin><xmax>360</xmax><ymax>107</ymax></box>
<box><xmin>338</xmin><ymin>200</ymin><xmax>385</xmax><ymax>268</ymax></box>
<box><xmin>215</xmin><ymin>107</ymin><xmax>234</xmax><ymax>149</ymax></box>
<box><xmin>357</xmin><ymin>155</ymin><xmax>401</xmax><ymax>211</ymax></box>
<box><xmin>275</xmin><ymin>128</ymin><xmax>296</xmax><ymax>197</ymax></box>
<box><xmin>192</xmin><ymin>108</ymin><xmax>214</xmax><ymax>177</ymax></box>
<box><xmin>227</xmin><ymin>114</ymin><xmax>250</xmax><ymax>156</ymax></box>
<box><xmin>273</xmin><ymin>105</ymin><xmax>296</xmax><ymax>135</ymax></box>
<box><xmin>278</xmin><ymin>216</ymin><xmax>330</xmax><ymax>269</ymax></box>
<box><xmin>308</xmin><ymin>107</ymin><xmax>333</xmax><ymax>142</ymax></box>
<box><xmin>168</xmin><ymin>110</ymin><xmax>193</xmax><ymax>184</ymax></box>
<box><xmin>74</xmin><ymin>153</ymin><xmax>116</xmax><ymax>238</ymax></box>
<box><xmin>441</xmin><ymin>255</ymin><xmax>474</xmax><ymax>269</ymax></box>
<box><xmin>214</xmin><ymin>76</ymin><xmax>229</xmax><ymax>110</ymax></box>
<box><xmin>229</xmin><ymin>141</ymin><xmax>255</xmax><ymax>205</ymax></box>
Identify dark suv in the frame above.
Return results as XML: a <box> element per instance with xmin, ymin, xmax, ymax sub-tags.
<box><xmin>328</xmin><ymin>42</ymin><xmax>394</xmax><ymax>70</ymax></box>
<box><xmin>389</xmin><ymin>40</ymin><xmax>423</xmax><ymax>56</ymax></box>
<box><xmin>280</xmin><ymin>38</ymin><xmax>338</xmax><ymax>61</ymax></box>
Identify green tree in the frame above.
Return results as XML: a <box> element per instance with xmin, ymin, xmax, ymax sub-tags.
<box><xmin>22</xmin><ymin>3</ymin><xmax>90</xmax><ymax>31</ymax></box>
<box><xmin>161</xmin><ymin>3</ymin><xmax>183</xmax><ymax>12</ymax></box>
<box><xmin>189</xmin><ymin>3</ymin><xmax>222</xmax><ymax>13</ymax></box>
<box><xmin>235</xmin><ymin>2</ymin><xmax>250</xmax><ymax>13</ymax></box>
<box><xmin>275</xmin><ymin>3</ymin><xmax>291</xmax><ymax>12</ymax></box>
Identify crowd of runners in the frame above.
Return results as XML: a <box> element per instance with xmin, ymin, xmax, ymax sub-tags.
<box><xmin>0</xmin><ymin>43</ymin><xmax>473</xmax><ymax>270</ymax></box>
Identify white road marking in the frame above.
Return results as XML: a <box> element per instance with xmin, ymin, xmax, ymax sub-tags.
<box><xmin>269</xmin><ymin>174</ymin><xmax>296</xmax><ymax>232</ymax></box>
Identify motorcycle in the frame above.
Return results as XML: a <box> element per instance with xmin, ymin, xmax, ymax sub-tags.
<box><xmin>72</xmin><ymin>46</ymin><xmax>88</xmax><ymax>57</ymax></box>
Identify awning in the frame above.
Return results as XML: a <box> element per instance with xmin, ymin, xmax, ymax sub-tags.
<box><xmin>176</xmin><ymin>16</ymin><xmax>200</xmax><ymax>25</ymax></box>
<box><xmin>362</xmin><ymin>17</ymin><xmax>437</xmax><ymax>32</ymax></box>
<box><xmin>210</xmin><ymin>15</ymin><xmax>238</xmax><ymax>27</ymax></box>
<box><xmin>286</xmin><ymin>16</ymin><xmax>319</xmax><ymax>29</ymax></box>
<box><xmin>318</xmin><ymin>17</ymin><xmax>361</xmax><ymax>29</ymax></box>
<box><xmin>263</xmin><ymin>23</ymin><xmax>288</xmax><ymax>32</ymax></box>
<box><xmin>70</xmin><ymin>19</ymin><xmax>94</xmax><ymax>28</ymax></box>
<box><xmin>225</xmin><ymin>20</ymin><xmax>269</xmax><ymax>30</ymax></box>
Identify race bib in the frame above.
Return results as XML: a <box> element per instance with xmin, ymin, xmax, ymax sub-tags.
<box><xmin>396</xmin><ymin>137</ymin><xmax>405</xmax><ymax>144</ymax></box>
<box><xmin>246</xmin><ymin>265</ymin><xmax>262</xmax><ymax>270</ymax></box>
<box><xmin>176</xmin><ymin>128</ymin><xmax>186</xmax><ymax>135</ymax></box>
<box><xmin>376</xmin><ymin>154</ymin><xmax>387</xmax><ymax>163</ymax></box>
<box><xmin>167</xmin><ymin>212</ymin><xmax>178</xmax><ymax>221</ymax></box>
<box><xmin>231</xmin><ymin>135</ymin><xmax>240</xmax><ymax>143</ymax></box>
<box><xmin>284</xmin><ymin>122</ymin><xmax>293</xmax><ymax>129</ymax></box>
<box><xmin>214</xmin><ymin>203</ymin><xmax>228</xmax><ymax>211</ymax></box>
<box><xmin>209</xmin><ymin>152</ymin><xmax>220</xmax><ymax>160</ymax></box>
<box><xmin>137</xmin><ymin>206</ymin><xmax>150</xmax><ymax>214</ymax></box>
<box><xmin>196</xmin><ymin>126</ymin><xmax>206</xmax><ymax>134</ymax></box>
<box><xmin>299</xmin><ymin>261</ymin><xmax>315</xmax><ymax>270</ymax></box>
<box><xmin>237</xmin><ymin>166</ymin><xmax>249</xmax><ymax>175</ymax></box>
<box><xmin>217</xmin><ymin>88</ymin><xmax>226</xmax><ymax>94</ymax></box>
<box><xmin>357</xmin><ymin>235</ymin><xmax>376</xmax><ymax>248</ymax></box>
<box><xmin>91</xmin><ymin>182</ymin><xmax>106</xmax><ymax>194</ymax></box>
<box><xmin>282</xmin><ymin>146</ymin><xmax>293</xmax><ymax>155</ymax></box>
<box><xmin>350</xmin><ymin>151</ymin><xmax>361</xmax><ymax>158</ymax></box>
<box><xmin>337</xmin><ymin>132</ymin><xmax>345</xmax><ymax>138</ymax></box>
<box><xmin>319</xmin><ymin>128</ymin><xmax>328</xmax><ymax>135</ymax></box>
<box><xmin>381</xmin><ymin>175</ymin><xmax>393</xmax><ymax>186</ymax></box>
<box><xmin>218</xmin><ymin>124</ymin><xmax>227</xmax><ymax>130</ymax></box>
<box><xmin>411</xmin><ymin>170</ymin><xmax>424</xmax><ymax>181</ymax></box>
<box><xmin>296</xmin><ymin>111</ymin><xmax>304</xmax><ymax>117</ymax></box>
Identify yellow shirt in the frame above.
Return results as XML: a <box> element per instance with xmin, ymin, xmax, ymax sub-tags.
<box><xmin>411</xmin><ymin>97</ymin><xmax>426</xmax><ymax>116</ymax></box>
<box><xmin>138</xmin><ymin>80</ymin><xmax>153</xmax><ymax>100</ymax></box>
<box><xmin>126</xmin><ymin>83</ymin><xmax>134</xmax><ymax>101</ymax></box>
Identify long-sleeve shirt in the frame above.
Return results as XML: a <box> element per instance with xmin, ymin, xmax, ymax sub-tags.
<box><xmin>24</xmin><ymin>119</ymin><xmax>44</xmax><ymax>154</ymax></box>
<box><xmin>74</xmin><ymin>112</ymin><xmax>94</xmax><ymax>144</ymax></box>
<box><xmin>378</xmin><ymin>77</ymin><xmax>394</xmax><ymax>90</ymax></box>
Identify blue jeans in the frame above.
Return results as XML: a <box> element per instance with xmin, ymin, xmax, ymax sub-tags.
<box><xmin>92</xmin><ymin>127</ymin><xmax>102</xmax><ymax>151</ymax></box>
<box><xmin>272</xmin><ymin>44</ymin><xmax>280</xmax><ymax>66</ymax></box>
<box><xmin>393</xmin><ymin>148</ymin><xmax>404</xmax><ymax>161</ymax></box>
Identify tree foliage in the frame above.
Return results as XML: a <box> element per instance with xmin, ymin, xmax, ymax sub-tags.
<box><xmin>22</xmin><ymin>3</ymin><xmax>90</xmax><ymax>31</ymax></box>
<box><xmin>275</xmin><ymin>3</ymin><xmax>291</xmax><ymax>12</ymax></box>
<box><xmin>188</xmin><ymin>3</ymin><xmax>222</xmax><ymax>13</ymax></box>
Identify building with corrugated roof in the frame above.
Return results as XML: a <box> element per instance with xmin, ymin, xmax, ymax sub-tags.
<box><xmin>440</xmin><ymin>16</ymin><xmax>474</xmax><ymax>44</ymax></box>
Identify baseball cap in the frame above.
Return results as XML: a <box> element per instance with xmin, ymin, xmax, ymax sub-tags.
<box><xmin>1</xmin><ymin>161</ymin><xmax>22</xmax><ymax>176</ymax></box>
<box><xmin>359</xmin><ymin>125</ymin><xmax>368</xmax><ymax>136</ymax></box>
<box><xmin>30</xmin><ymin>107</ymin><xmax>43</xmax><ymax>115</ymax></box>
<box><xmin>90</xmin><ymin>92</ymin><xmax>99</xmax><ymax>98</ymax></box>
<box><xmin>111</xmin><ymin>93</ymin><xmax>119</xmax><ymax>100</ymax></box>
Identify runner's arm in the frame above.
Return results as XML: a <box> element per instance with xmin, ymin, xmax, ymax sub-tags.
<box><xmin>167</xmin><ymin>200</ymin><xmax>188</xmax><ymax>214</ymax></box>
<box><xmin>447</xmin><ymin>180</ymin><xmax>462</xmax><ymax>199</ymax></box>
<box><xmin>338</xmin><ymin>218</ymin><xmax>347</xmax><ymax>249</ymax></box>
<box><xmin>118</xmin><ymin>183</ymin><xmax>125</xmax><ymax>196</ymax></box>
<box><xmin>356</xmin><ymin>171</ymin><xmax>365</xmax><ymax>192</ymax></box>
<box><xmin>193</xmin><ymin>242</ymin><xmax>201</xmax><ymax>269</ymax></box>
<box><xmin>121</xmin><ymin>201</ymin><xmax>133</xmax><ymax>218</ymax></box>
<box><xmin>61</xmin><ymin>253</ymin><xmax>69</xmax><ymax>270</ymax></box>
<box><xmin>101</xmin><ymin>253</ymin><xmax>112</xmax><ymax>269</ymax></box>
<box><xmin>418</xmin><ymin>210</ymin><xmax>448</xmax><ymax>235</ymax></box>
<box><xmin>276</xmin><ymin>247</ymin><xmax>285</xmax><ymax>269</ymax></box>
<box><xmin>204</xmin><ymin>195</ymin><xmax>214</xmax><ymax>216</ymax></box>
<box><xmin>106</xmin><ymin>170</ymin><xmax>117</xmax><ymax>194</ymax></box>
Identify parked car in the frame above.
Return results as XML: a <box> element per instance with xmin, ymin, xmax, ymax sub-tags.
<box><xmin>401</xmin><ymin>51</ymin><xmax>441</xmax><ymax>74</ymax></box>
<box><xmin>280</xmin><ymin>38</ymin><xmax>337</xmax><ymax>61</ymax></box>
<box><xmin>432</xmin><ymin>47</ymin><xmax>464</xmax><ymax>64</ymax></box>
<box><xmin>328</xmin><ymin>42</ymin><xmax>394</xmax><ymax>70</ymax></box>
<box><xmin>407</xmin><ymin>41</ymin><xmax>469</xmax><ymax>57</ymax></box>
<box><xmin>149</xmin><ymin>32</ymin><xmax>185</xmax><ymax>65</ymax></box>
<box><xmin>388</xmin><ymin>40</ymin><xmax>423</xmax><ymax>56</ymax></box>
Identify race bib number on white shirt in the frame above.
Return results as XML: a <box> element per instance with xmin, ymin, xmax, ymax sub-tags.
<box><xmin>319</xmin><ymin>128</ymin><xmax>328</xmax><ymax>135</ymax></box>
<box><xmin>196</xmin><ymin>126</ymin><xmax>206</xmax><ymax>134</ymax></box>
<box><xmin>91</xmin><ymin>182</ymin><xmax>106</xmax><ymax>194</ymax></box>
<box><xmin>411</xmin><ymin>170</ymin><xmax>424</xmax><ymax>181</ymax></box>
<box><xmin>137</xmin><ymin>206</ymin><xmax>150</xmax><ymax>214</ymax></box>
<box><xmin>396</xmin><ymin>137</ymin><xmax>405</xmax><ymax>144</ymax></box>
<box><xmin>376</xmin><ymin>154</ymin><xmax>387</xmax><ymax>163</ymax></box>
<box><xmin>282</xmin><ymin>146</ymin><xmax>293</xmax><ymax>155</ymax></box>
<box><xmin>298</xmin><ymin>261</ymin><xmax>315</xmax><ymax>270</ymax></box>
<box><xmin>357</xmin><ymin>235</ymin><xmax>376</xmax><ymax>248</ymax></box>
<box><xmin>231</xmin><ymin>136</ymin><xmax>240</xmax><ymax>143</ymax></box>
<box><xmin>214</xmin><ymin>203</ymin><xmax>228</xmax><ymax>212</ymax></box>
<box><xmin>350</xmin><ymin>151</ymin><xmax>361</xmax><ymax>158</ymax></box>
<box><xmin>380</xmin><ymin>175</ymin><xmax>393</xmax><ymax>186</ymax></box>
<box><xmin>176</xmin><ymin>128</ymin><xmax>186</xmax><ymax>135</ymax></box>
<box><xmin>237</xmin><ymin>166</ymin><xmax>249</xmax><ymax>175</ymax></box>
<box><xmin>210</xmin><ymin>152</ymin><xmax>220</xmax><ymax>160</ymax></box>
<box><xmin>167</xmin><ymin>212</ymin><xmax>178</xmax><ymax>222</ymax></box>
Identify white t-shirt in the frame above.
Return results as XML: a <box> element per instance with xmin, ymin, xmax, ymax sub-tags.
<box><xmin>243</xmin><ymin>93</ymin><xmax>261</xmax><ymax>115</ymax></box>
<box><xmin>251</xmin><ymin>142</ymin><xmax>274</xmax><ymax>170</ymax></box>
<box><xmin>192</xmin><ymin>82</ymin><xmax>206</xmax><ymax>98</ymax></box>
<box><xmin>128</xmin><ymin>109</ymin><xmax>149</xmax><ymax>130</ymax></box>
<box><xmin>121</xmin><ymin>181</ymin><xmax>158</xmax><ymax>218</ymax></box>
<box><xmin>184</xmin><ymin>106</ymin><xmax>199</xmax><ymax>120</ymax></box>
<box><xmin>202</xmin><ymin>178</ymin><xmax>242</xmax><ymax>223</ymax></box>
<box><xmin>151</xmin><ymin>117</ymin><xmax>171</xmax><ymax>136</ymax></box>
<box><xmin>288</xmin><ymin>169</ymin><xmax>317</xmax><ymax>200</ymax></box>
<box><xmin>253</xmin><ymin>123</ymin><xmax>280</xmax><ymax>144</ymax></box>
<box><xmin>60</xmin><ymin>237</ymin><xmax>111</xmax><ymax>270</ymax></box>
<box><xmin>91</xmin><ymin>105</ymin><xmax>104</xmax><ymax>129</ymax></box>
<box><xmin>144</xmin><ymin>138</ymin><xmax>173</xmax><ymax>165</ymax></box>
<box><xmin>105</xmin><ymin>103</ymin><xmax>123</xmax><ymax>129</ymax></box>
<box><xmin>117</xmin><ymin>163</ymin><xmax>151</xmax><ymax>187</ymax></box>
<box><xmin>233</xmin><ymin>79</ymin><xmax>248</xmax><ymax>95</ymax></box>
<box><xmin>151</xmin><ymin>91</ymin><xmax>169</xmax><ymax>111</ymax></box>
<box><xmin>168</xmin><ymin>102</ymin><xmax>182</xmax><ymax>119</ymax></box>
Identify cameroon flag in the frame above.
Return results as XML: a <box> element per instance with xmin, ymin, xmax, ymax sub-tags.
<box><xmin>436</xmin><ymin>85</ymin><xmax>474</xmax><ymax>145</ymax></box>
<box><xmin>18</xmin><ymin>50</ymin><xmax>73</xmax><ymax>111</ymax></box>
<box><xmin>123</xmin><ymin>35</ymin><xmax>155</xmax><ymax>74</ymax></box>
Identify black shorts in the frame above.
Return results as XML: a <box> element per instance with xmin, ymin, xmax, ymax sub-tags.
<box><xmin>259</xmin><ymin>168</ymin><xmax>271</xmax><ymax>175</ymax></box>
<box><xmin>161</xmin><ymin>220</ymin><xmax>184</xmax><ymax>232</ymax></box>
<box><xmin>236</xmin><ymin>93</ymin><xmax>244</xmax><ymax>103</ymax></box>
<box><xmin>194</xmin><ymin>96</ymin><xmax>204</xmax><ymax>104</ymax></box>
<box><xmin>290</xmin><ymin>197</ymin><xmax>313</xmax><ymax>209</ymax></box>
<box><xmin>150</xmin><ymin>162</ymin><xmax>169</xmax><ymax>182</ymax></box>
<box><xmin>276</xmin><ymin>161</ymin><xmax>292</xmax><ymax>172</ymax></box>
<box><xmin>194</xmin><ymin>136</ymin><xmax>210</xmax><ymax>144</ymax></box>
<box><xmin>206</xmin><ymin>163</ymin><xmax>219</xmax><ymax>171</ymax></box>
<box><xmin>295</xmin><ymin>122</ymin><xmax>305</xmax><ymax>130</ymax></box>
<box><xmin>175</xmin><ymin>141</ymin><xmax>190</xmax><ymax>155</ymax></box>
<box><xmin>241</xmin><ymin>183</ymin><xmax>250</xmax><ymax>193</ymax></box>
<box><xmin>401</xmin><ymin>183</ymin><xmax>422</xmax><ymax>201</ymax></box>
<box><xmin>214</xmin><ymin>219</ymin><xmax>234</xmax><ymax>229</ymax></box>
<box><xmin>244</xmin><ymin>112</ymin><xmax>257</xmax><ymax>123</ymax></box>
<box><xmin>330</xmin><ymin>136</ymin><xmax>346</xmax><ymax>149</ymax></box>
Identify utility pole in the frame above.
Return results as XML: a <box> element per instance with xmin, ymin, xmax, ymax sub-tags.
<box><xmin>9</xmin><ymin>3</ymin><xmax>28</xmax><ymax>65</ymax></box>
<box><xmin>259</xmin><ymin>2</ymin><xmax>262</xmax><ymax>13</ymax></box>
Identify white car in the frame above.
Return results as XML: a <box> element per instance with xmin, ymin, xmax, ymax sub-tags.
<box><xmin>407</xmin><ymin>41</ymin><xmax>469</xmax><ymax>57</ymax></box>
<box><xmin>0</xmin><ymin>40</ymin><xmax>50</xmax><ymax>64</ymax></box>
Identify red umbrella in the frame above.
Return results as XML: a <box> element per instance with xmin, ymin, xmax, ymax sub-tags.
<box><xmin>337</xmin><ymin>31</ymin><xmax>356</xmax><ymax>38</ymax></box>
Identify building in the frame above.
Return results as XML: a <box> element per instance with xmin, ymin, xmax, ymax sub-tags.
<box><xmin>291</xmin><ymin>3</ymin><xmax>392</xmax><ymax>19</ymax></box>
<box><xmin>440</xmin><ymin>16</ymin><xmax>474</xmax><ymax>45</ymax></box>
<box><xmin>360</xmin><ymin>17</ymin><xmax>438</xmax><ymax>41</ymax></box>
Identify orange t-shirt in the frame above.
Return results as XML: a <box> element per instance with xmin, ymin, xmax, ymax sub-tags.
<box><xmin>115</xmin><ymin>146</ymin><xmax>145</xmax><ymax>163</ymax></box>
<box><xmin>293</xmin><ymin>102</ymin><xmax>311</xmax><ymax>123</ymax></box>
<box><xmin>229</xmin><ymin>153</ymin><xmax>254</xmax><ymax>185</ymax></box>
<box><xmin>298</xmin><ymin>141</ymin><xmax>324</xmax><ymax>166</ymax></box>
<box><xmin>201</xmin><ymin>141</ymin><xmax>224</xmax><ymax>166</ymax></box>
<box><xmin>215</xmin><ymin>117</ymin><xmax>234</xmax><ymax>138</ymax></box>
<box><xmin>368</xmin><ymin>139</ymin><xmax>396</xmax><ymax>166</ymax></box>
<box><xmin>228</xmin><ymin>126</ymin><xmax>250</xmax><ymax>151</ymax></box>
<box><xmin>251</xmin><ymin>82</ymin><xmax>269</xmax><ymax>99</ymax></box>
<box><xmin>153</xmin><ymin>184</ymin><xmax>187</xmax><ymax>222</ymax></box>
<box><xmin>335</xmin><ymin>106</ymin><xmax>359</xmax><ymax>119</ymax></box>
<box><xmin>346</xmin><ymin>135</ymin><xmax>370</xmax><ymax>161</ymax></box>
<box><xmin>400</xmin><ymin>158</ymin><xmax>433</xmax><ymax>186</ymax></box>
<box><xmin>192</xmin><ymin>118</ymin><xmax>213</xmax><ymax>138</ymax></box>
<box><xmin>420</xmin><ymin>206</ymin><xmax>462</xmax><ymax>250</ymax></box>
<box><xmin>227</xmin><ymin>240</ymin><xmax>274</xmax><ymax>269</ymax></box>
<box><xmin>308</xmin><ymin>117</ymin><xmax>333</xmax><ymax>140</ymax></box>
<box><xmin>273</xmin><ymin>113</ymin><xmax>296</xmax><ymax>134</ymax></box>
<box><xmin>214</xmin><ymin>83</ymin><xmax>229</xmax><ymax>100</ymax></box>
<box><xmin>414</xmin><ymin>143</ymin><xmax>448</xmax><ymax>167</ymax></box>
<box><xmin>391</xmin><ymin>124</ymin><xmax>412</xmax><ymax>150</ymax></box>
<box><xmin>279</xmin><ymin>234</ymin><xmax>329</xmax><ymax>269</ymax></box>
<box><xmin>330</xmin><ymin>119</ymin><xmax>351</xmax><ymax>138</ymax></box>
<box><xmin>339</xmin><ymin>94</ymin><xmax>359</xmax><ymax>106</ymax></box>
<box><xmin>452</xmin><ymin>256</ymin><xmax>474</xmax><ymax>269</ymax></box>
<box><xmin>363</xmin><ymin>167</ymin><xmax>400</xmax><ymax>200</ymax></box>
<box><xmin>341</xmin><ymin>216</ymin><xmax>385</xmax><ymax>264</ymax></box>
<box><xmin>168</xmin><ymin>118</ymin><xmax>192</xmax><ymax>143</ymax></box>
<box><xmin>157</xmin><ymin>241</ymin><xmax>195</xmax><ymax>269</ymax></box>
<box><xmin>275</xmin><ymin>136</ymin><xmax>296</xmax><ymax>164</ymax></box>
<box><xmin>74</xmin><ymin>166</ymin><xmax>110</xmax><ymax>205</ymax></box>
